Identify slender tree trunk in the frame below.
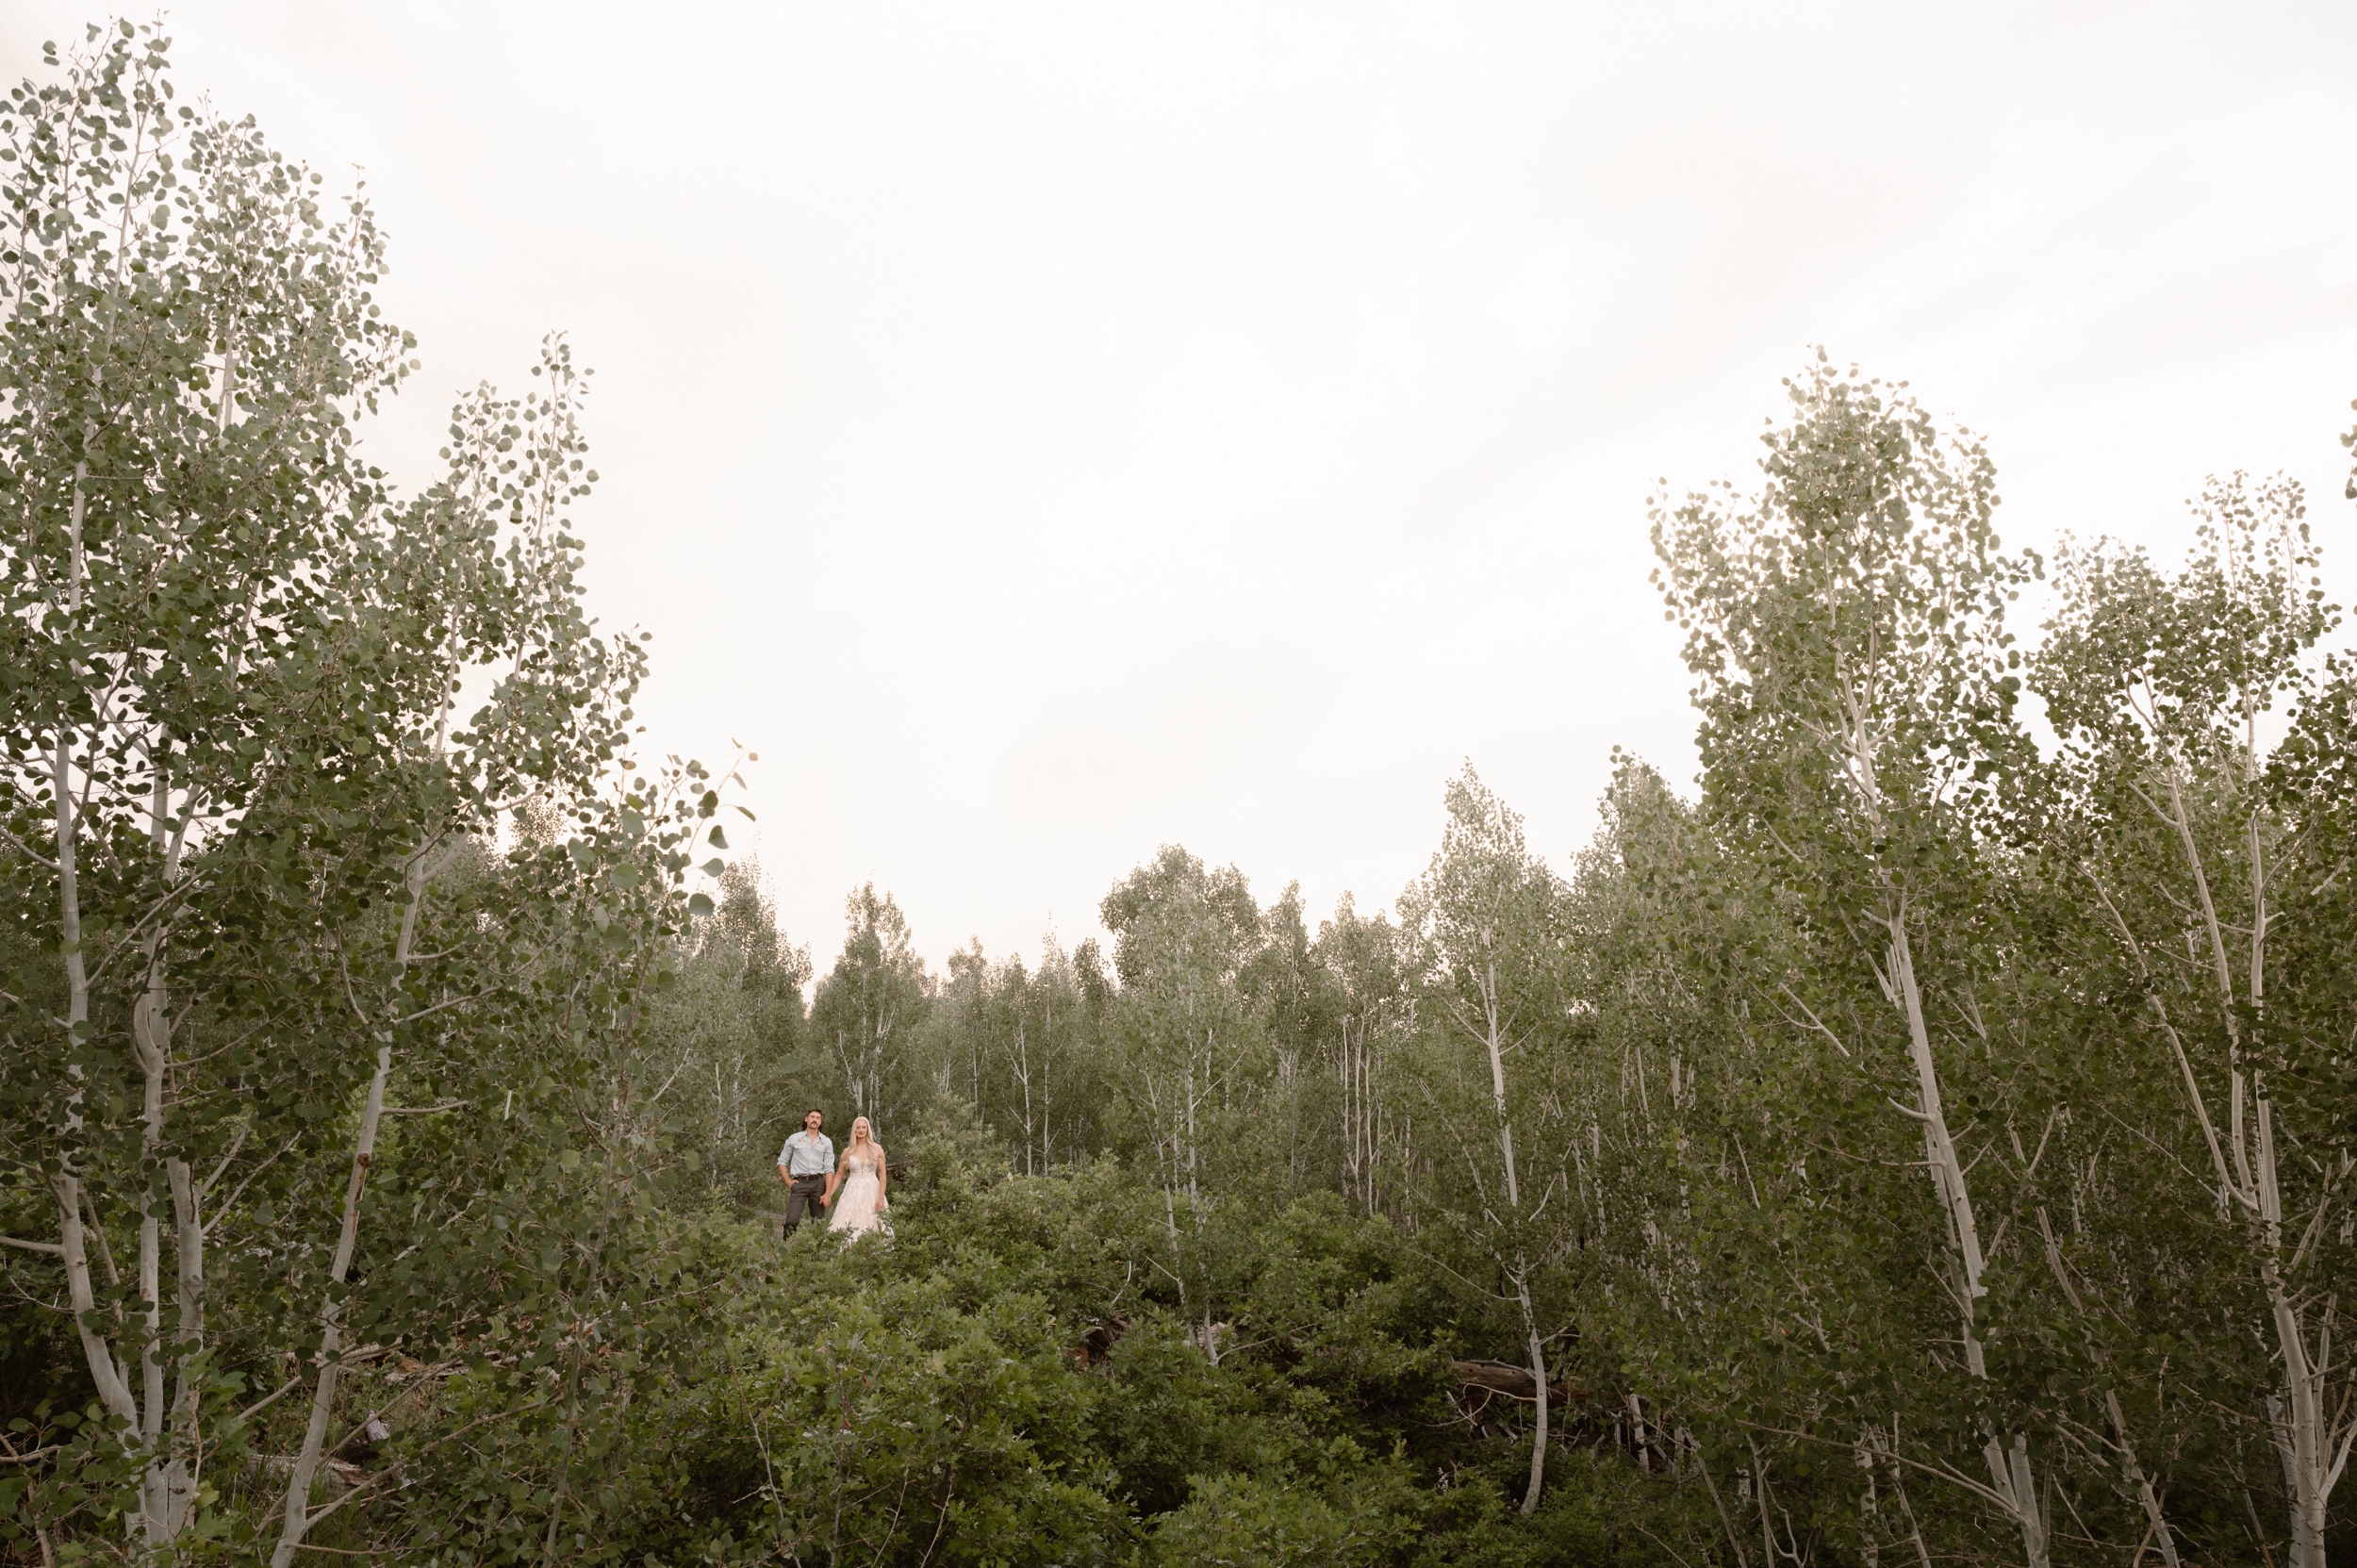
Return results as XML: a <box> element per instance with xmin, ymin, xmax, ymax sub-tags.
<box><xmin>1342</xmin><ymin>1019</ymin><xmax>1356</xmax><ymax>1203</ymax></box>
<box><xmin>269</xmin><ymin>690</ymin><xmax>445</xmax><ymax>1565</ymax></box>
<box><xmin>48</xmin><ymin>712</ymin><xmax>163</xmax><ymax>1526</ymax></box>
<box><xmin>1699</xmin><ymin>1450</ymin><xmax>1754</xmax><ymax>1568</ymax></box>
<box><xmin>1185</xmin><ymin>1049</ymin><xmax>1202</xmax><ymax>1214</ymax></box>
<box><xmin>54</xmin><ymin>1169</ymin><xmax>139</xmax><ymax>1429</ymax></box>
<box><xmin>1142</xmin><ymin>1074</ymin><xmax>1188</xmax><ymax>1312</ymax></box>
<box><xmin>2153</xmin><ymin>764</ymin><xmax>2343</xmax><ymax>1567</ymax></box>
<box><xmin>267</xmin><ymin>1041</ymin><xmax>392</xmax><ymax>1568</ymax></box>
<box><xmin>1483</xmin><ymin>964</ymin><xmax>1520</xmax><ymax>1210</ymax></box>
<box><xmin>1185</xmin><ymin>1039</ymin><xmax>1219</xmax><ymax>1364</ymax></box>
<box><xmin>1748</xmin><ymin>1439</ymin><xmax>1779</xmax><ymax>1567</ymax></box>
<box><xmin>131</xmin><ymin>745</ymin><xmax>196</xmax><ymax>1539</ymax></box>
<box><xmin>2265</xmin><ymin>1181</ymin><xmax>2332</xmax><ymax>1568</ymax></box>
<box><xmin>133</xmin><ymin>992</ymin><xmax>171</xmax><ymax>1537</ymax></box>
<box><xmin>2037</xmin><ymin>1207</ymin><xmax>2181</xmax><ymax>1566</ymax></box>
<box><xmin>1854</xmin><ymin>1432</ymin><xmax>1883</xmax><ymax>1568</ymax></box>
<box><xmin>1519</xmin><ymin>1279</ymin><xmax>1549</xmax><ymax>1511</ymax></box>
<box><xmin>164</xmin><ymin>1154</ymin><xmax>203</xmax><ymax>1531</ymax></box>
<box><xmin>1836</xmin><ymin>676</ymin><xmax>2048</xmax><ymax>1568</ymax></box>
<box><xmin>1014</xmin><ymin>1018</ymin><xmax>1034</xmax><ymax>1177</ymax></box>
<box><xmin>144</xmin><ymin>749</ymin><xmax>200</xmax><ymax>1530</ymax></box>
<box><xmin>1474</xmin><ymin>962</ymin><xmax>1548</xmax><ymax>1514</ymax></box>
<box><xmin>1884</xmin><ymin>914</ymin><xmax>2050</xmax><ymax>1568</ymax></box>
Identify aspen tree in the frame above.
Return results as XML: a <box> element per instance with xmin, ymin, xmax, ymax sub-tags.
<box><xmin>1100</xmin><ymin>847</ymin><xmax>1265</xmax><ymax>1361</ymax></box>
<box><xmin>1402</xmin><ymin>767</ymin><xmax>1573</xmax><ymax>1515</ymax></box>
<box><xmin>810</xmin><ymin>883</ymin><xmax>928</xmax><ymax>1125</ymax></box>
<box><xmin>0</xmin><ymin>30</ymin><xmax>700</xmax><ymax>1551</ymax></box>
<box><xmin>0</xmin><ymin>25</ymin><xmax>406</xmax><ymax>1544</ymax></box>
<box><xmin>2038</xmin><ymin>476</ymin><xmax>2356</xmax><ymax>1568</ymax></box>
<box><xmin>1653</xmin><ymin>356</ymin><xmax>2053</xmax><ymax>1566</ymax></box>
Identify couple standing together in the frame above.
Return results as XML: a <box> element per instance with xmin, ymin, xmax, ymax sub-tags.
<box><xmin>777</xmin><ymin>1109</ymin><xmax>891</xmax><ymax>1240</ymax></box>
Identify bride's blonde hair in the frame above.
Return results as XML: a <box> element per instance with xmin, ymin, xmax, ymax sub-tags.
<box><xmin>849</xmin><ymin>1116</ymin><xmax>883</xmax><ymax>1155</ymax></box>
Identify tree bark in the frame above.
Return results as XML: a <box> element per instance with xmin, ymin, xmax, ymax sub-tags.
<box><xmin>269</xmin><ymin>769</ymin><xmax>440</xmax><ymax>1565</ymax></box>
<box><xmin>267</xmin><ymin>1043</ymin><xmax>391</xmax><ymax>1568</ymax></box>
<box><xmin>1474</xmin><ymin>958</ymin><xmax>1547</xmax><ymax>1515</ymax></box>
<box><xmin>1838</xmin><ymin>674</ymin><xmax>2049</xmax><ymax>1568</ymax></box>
<box><xmin>2152</xmin><ymin>764</ymin><xmax>2346</xmax><ymax>1568</ymax></box>
<box><xmin>1454</xmin><ymin>1360</ymin><xmax>1568</xmax><ymax>1403</ymax></box>
<box><xmin>1523</xmin><ymin>1311</ymin><xmax>1550</xmax><ymax>1510</ymax></box>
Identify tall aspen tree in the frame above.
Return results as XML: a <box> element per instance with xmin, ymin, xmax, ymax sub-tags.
<box><xmin>1403</xmin><ymin>768</ymin><xmax>1573</xmax><ymax>1515</ymax></box>
<box><xmin>2039</xmin><ymin>476</ymin><xmax>2356</xmax><ymax>1568</ymax></box>
<box><xmin>1654</xmin><ymin>357</ymin><xmax>2052</xmax><ymax>1566</ymax></box>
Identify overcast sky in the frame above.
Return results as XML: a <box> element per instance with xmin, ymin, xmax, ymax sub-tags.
<box><xmin>7</xmin><ymin>3</ymin><xmax>2354</xmax><ymax>971</ymax></box>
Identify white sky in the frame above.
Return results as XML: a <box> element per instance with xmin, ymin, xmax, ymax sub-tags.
<box><xmin>8</xmin><ymin>3</ymin><xmax>2356</xmax><ymax>972</ymax></box>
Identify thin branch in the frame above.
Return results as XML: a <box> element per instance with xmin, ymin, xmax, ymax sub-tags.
<box><xmin>237</xmin><ymin>1377</ymin><xmax>307</xmax><ymax>1427</ymax></box>
<box><xmin>1770</xmin><ymin>982</ymin><xmax>1852</xmax><ymax>1057</ymax></box>
<box><xmin>215</xmin><ymin>1133</ymin><xmax>304</xmax><ymax>1219</ymax></box>
<box><xmin>291</xmin><ymin>1467</ymin><xmax>396</xmax><ymax>1536</ymax></box>
<box><xmin>0</xmin><ymin>819</ymin><xmax>60</xmax><ymax>872</ymax></box>
<box><xmin>2147</xmin><ymin>995</ymin><xmax>2246</xmax><ymax>1207</ymax></box>
<box><xmin>84</xmin><ymin>874</ymin><xmax>205</xmax><ymax>986</ymax></box>
<box><xmin>199</xmin><ymin>1121</ymin><xmax>254</xmax><ymax>1203</ymax></box>
<box><xmin>1739</xmin><ymin>1420</ymin><xmax>2015</xmax><ymax>1512</ymax></box>
<box><xmin>390</xmin><ymin>990</ymin><xmax>487</xmax><ymax>1028</ymax></box>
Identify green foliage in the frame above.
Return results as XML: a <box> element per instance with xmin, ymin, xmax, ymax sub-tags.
<box><xmin>0</xmin><ymin>22</ymin><xmax>715</xmax><ymax>1562</ymax></box>
<box><xmin>809</xmin><ymin>882</ymin><xmax>931</xmax><ymax>1129</ymax></box>
<box><xmin>12</xmin><ymin>21</ymin><xmax>2357</xmax><ymax>1568</ymax></box>
<box><xmin>644</xmin><ymin>856</ymin><xmax>814</xmax><ymax>1207</ymax></box>
<box><xmin>503</xmin><ymin>1148</ymin><xmax>1696</xmax><ymax>1568</ymax></box>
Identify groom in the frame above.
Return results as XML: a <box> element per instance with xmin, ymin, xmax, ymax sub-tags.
<box><xmin>777</xmin><ymin>1108</ymin><xmax>835</xmax><ymax>1236</ymax></box>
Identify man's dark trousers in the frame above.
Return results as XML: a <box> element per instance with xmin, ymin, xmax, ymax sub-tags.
<box><xmin>783</xmin><ymin>1173</ymin><xmax>828</xmax><ymax>1235</ymax></box>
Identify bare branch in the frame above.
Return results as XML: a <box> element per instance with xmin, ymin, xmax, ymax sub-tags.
<box><xmin>0</xmin><ymin>819</ymin><xmax>60</xmax><ymax>872</ymax></box>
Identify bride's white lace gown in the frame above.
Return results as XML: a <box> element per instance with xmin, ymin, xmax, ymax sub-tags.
<box><xmin>827</xmin><ymin>1150</ymin><xmax>889</xmax><ymax>1240</ymax></box>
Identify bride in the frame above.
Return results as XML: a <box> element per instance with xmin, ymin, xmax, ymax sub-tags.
<box><xmin>821</xmin><ymin>1116</ymin><xmax>891</xmax><ymax>1240</ymax></box>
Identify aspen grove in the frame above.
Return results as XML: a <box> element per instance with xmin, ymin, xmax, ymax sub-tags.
<box><xmin>8</xmin><ymin>23</ymin><xmax>2357</xmax><ymax>1568</ymax></box>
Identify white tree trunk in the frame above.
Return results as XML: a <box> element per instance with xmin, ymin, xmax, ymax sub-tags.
<box><xmin>1473</xmin><ymin>960</ymin><xmax>1549</xmax><ymax>1515</ymax></box>
<box><xmin>1520</xmin><ymin>1286</ymin><xmax>1550</xmax><ymax>1514</ymax></box>
<box><xmin>2153</xmin><ymin>766</ymin><xmax>2347</xmax><ymax>1567</ymax></box>
<box><xmin>269</xmin><ymin>724</ymin><xmax>443</xmax><ymax>1565</ymax></box>
<box><xmin>49</xmin><ymin>717</ymin><xmax>184</xmax><ymax>1544</ymax></box>
<box><xmin>1040</xmin><ymin>994</ymin><xmax>1054</xmax><ymax>1170</ymax></box>
<box><xmin>267</xmin><ymin>1044</ymin><xmax>392</xmax><ymax>1568</ymax></box>
<box><xmin>1883</xmin><ymin>916</ymin><xmax>2050</xmax><ymax>1568</ymax></box>
<box><xmin>1836</xmin><ymin>678</ymin><xmax>2048</xmax><ymax>1568</ymax></box>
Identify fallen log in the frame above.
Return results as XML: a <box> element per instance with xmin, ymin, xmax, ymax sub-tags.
<box><xmin>247</xmin><ymin>1455</ymin><xmax>373</xmax><ymax>1492</ymax></box>
<box><xmin>1453</xmin><ymin>1359</ymin><xmax>1571</xmax><ymax>1405</ymax></box>
<box><xmin>1073</xmin><ymin>1314</ymin><xmax>1129</xmax><ymax>1366</ymax></box>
